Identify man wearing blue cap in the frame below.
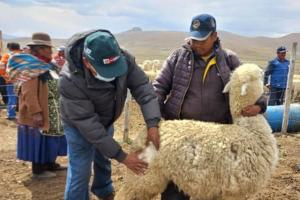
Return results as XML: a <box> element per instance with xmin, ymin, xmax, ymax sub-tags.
<box><xmin>153</xmin><ymin>14</ymin><xmax>267</xmax><ymax>199</ymax></box>
<box><xmin>59</xmin><ymin>30</ymin><xmax>161</xmax><ymax>200</ymax></box>
<box><xmin>264</xmin><ymin>46</ymin><xmax>290</xmax><ymax>105</ymax></box>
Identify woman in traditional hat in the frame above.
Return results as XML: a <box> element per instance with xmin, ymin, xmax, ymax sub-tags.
<box><xmin>16</xmin><ymin>32</ymin><xmax>67</xmax><ymax>178</ymax></box>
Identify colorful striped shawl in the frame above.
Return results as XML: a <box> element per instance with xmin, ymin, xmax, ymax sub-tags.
<box><xmin>7</xmin><ymin>53</ymin><xmax>53</xmax><ymax>84</ymax></box>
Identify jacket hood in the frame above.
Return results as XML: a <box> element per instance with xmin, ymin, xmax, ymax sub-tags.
<box><xmin>65</xmin><ymin>29</ymin><xmax>117</xmax><ymax>73</ymax></box>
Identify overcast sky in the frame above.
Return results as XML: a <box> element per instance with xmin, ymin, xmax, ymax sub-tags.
<box><xmin>0</xmin><ymin>0</ymin><xmax>299</xmax><ymax>38</ymax></box>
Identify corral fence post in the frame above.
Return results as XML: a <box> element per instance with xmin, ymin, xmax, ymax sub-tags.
<box><xmin>281</xmin><ymin>42</ymin><xmax>298</xmax><ymax>134</ymax></box>
<box><xmin>123</xmin><ymin>89</ymin><xmax>131</xmax><ymax>143</ymax></box>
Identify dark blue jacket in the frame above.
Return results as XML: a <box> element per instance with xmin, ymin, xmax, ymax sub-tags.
<box><xmin>264</xmin><ymin>58</ymin><xmax>290</xmax><ymax>88</ymax></box>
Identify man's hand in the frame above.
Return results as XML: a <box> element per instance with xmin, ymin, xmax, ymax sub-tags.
<box><xmin>146</xmin><ymin>127</ymin><xmax>160</xmax><ymax>150</ymax></box>
<box><xmin>121</xmin><ymin>152</ymin><xmax>148</xmax><ymax>175</ymax></box>
<box><xmin>32</xmin><ymin>112</ymin><xmax>43</xmax><ymax>127</ymax></box>
<box><xmin>241</xmin><ymin>105</ymin><xmax>261</xmax><ymax>117</ymax></box>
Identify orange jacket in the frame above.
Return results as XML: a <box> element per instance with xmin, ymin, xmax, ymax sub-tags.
<box><xmin>0</xmin><ymin>53</ymin><xmax>9</xmax><ymax>78</ymax></box>
<box><xmin>0</xmin><ymin>50</ymin><xmax>21</xmax><ymax>83</ymax></box>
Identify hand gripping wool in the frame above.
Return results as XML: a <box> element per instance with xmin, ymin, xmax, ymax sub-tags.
<box><xmin>116</xmin><ymin>63</ymin><xmax>278</xmax><ymax>200</ymax></box>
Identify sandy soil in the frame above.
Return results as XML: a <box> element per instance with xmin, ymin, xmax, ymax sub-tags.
<box><xmin>0</xmin><ymin>103</ymin><xmax>300</xmax><ymax>200</ymax></box>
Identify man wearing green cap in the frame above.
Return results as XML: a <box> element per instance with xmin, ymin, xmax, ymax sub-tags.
<box><xmin>59</xmin><ymin>30</ymin><xmax>161</xmax><ymax>200</ymax></box>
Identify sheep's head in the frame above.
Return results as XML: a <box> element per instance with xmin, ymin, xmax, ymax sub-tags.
<box><xmin>223</xmin><ymin>63</ymin><xmax>264</xmax><ymax>118</ymax></box>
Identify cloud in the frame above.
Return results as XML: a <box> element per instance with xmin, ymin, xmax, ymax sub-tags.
<box><xmin>0</xmin><ymin>2</ymin><xmax>90</xmax><ymax>38</ymax></box>
<box><xmin>0</xmin><ymin>0</ymin><xmax>299</xmax><ymax>38</ymax></box>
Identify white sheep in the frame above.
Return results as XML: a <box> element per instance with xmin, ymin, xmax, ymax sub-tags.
<box><xmin>138</xmin><ymin>60</ymin><xmax>162</xmax><ymax>80</ymax></box>
<box><xmin>116</xmin><ymin>63</ymin><xmax>278</xmax><ymax>200</ymax></box>
<box><xmin>144</xmin><ymin>70</ymin><xmax>159</xmax><ymax>81</ymax></box>
<box><xmin>141</xmin><ymin>60</ymin><xmax>153</xmax><ymax>71</ymax></box>
<box><xmin>152</xmin><ymin>59</ymin><xmax>162</xmax><ymax>72</ymax></box>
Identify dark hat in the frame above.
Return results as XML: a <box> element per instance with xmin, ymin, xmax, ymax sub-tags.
<box><xmin>83</xmin><ymin>31</ymin><xmax>127</xmax><ymax>78</ymax></box>
<box><xmin>189</xmin><ymin>14</ymin><xmax>216</xmax><ymax>41</ymax></box>
<box><xmin>27</xmin><ymin>32</ymin><xmax>53</xmax><ymax>47</ymax></box>
<box><xmin>277</xmin><ymin>46</ymin><xmax>287</xmax><ymax>53</ymax></box>
<box><xmin>7</xmin><ymin>42</ymin><xmax>20</xmax><ymax>50</ymax></box>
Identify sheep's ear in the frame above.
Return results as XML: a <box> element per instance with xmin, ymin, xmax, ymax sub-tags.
<box><xmin>223</xmin><ymin>81</ymin><xmax>231</xmax><ymax>93</ymax></box>
<box><xmin>241</xmin><ymin>83</ymin><xmax>248</xmax><ymax>96</ymax></box>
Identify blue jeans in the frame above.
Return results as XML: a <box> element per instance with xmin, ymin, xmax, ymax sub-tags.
<box><xmin>6</xmin><ymin>84</ymin><xmax>17</xmax><ymax>119</ymax></box>
<box><xmin>63</xmin><ymin>122</ymin><xmax>114</xmax><ymax>200</ymax></box>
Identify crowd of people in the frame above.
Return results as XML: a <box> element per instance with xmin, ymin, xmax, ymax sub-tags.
<box><xmin>0</xmin><ymin>13</ymin><xmax>292</xmax><ymax>200</ymax></box>
<box><xmin>0</xmin><ymin>33</ymin><xmax>68</xmax><ymax>179</ymax></box>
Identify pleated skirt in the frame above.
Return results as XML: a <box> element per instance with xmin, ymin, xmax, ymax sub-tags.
<box><xmin>17</xmin><ymin>125</ymin><xmax>67</xmax><ymax>164</ymax></box>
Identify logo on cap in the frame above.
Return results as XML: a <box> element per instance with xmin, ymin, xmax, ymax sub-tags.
<box><xmin>84</xmin><ymin>47</ymin><xmax>92</xmax><ymax>56</ymax></box>
<box><xmin>103</xmin><ymin>56</ymin><xmax>120</xmax><ymax>65</ymax></box>
<box><xmin>192</xmin><ymin>19</ymin><xmax>201</xmax><ymax>29</ymax></box>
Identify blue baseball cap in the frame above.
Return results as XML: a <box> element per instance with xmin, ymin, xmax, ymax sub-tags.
<box><xmin>83</xmin><ymin>31</ymin><xmax>127</xmax><ymax>78</ymax></box>
<box><xmin>189</xmin><ymin>14</ymin><xmax>216</xmax><ymax>41</ymax></box>
<box><xmin>277</xmin><ymin>46</ymin><xmax>287</xmax><ymax>53</ymax></box>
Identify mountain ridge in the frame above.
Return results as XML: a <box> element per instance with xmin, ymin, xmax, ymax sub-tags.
<box><xmin>3</xmin><ymin>30</ymin><xmax>300</xmax><ymax>67</ymax></box>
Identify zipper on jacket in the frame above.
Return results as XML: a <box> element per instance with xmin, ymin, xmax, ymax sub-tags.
<box><xmin>177</xmin><ymin>52</ymin><xmax>194</xmax><ymax>118</ymax></box>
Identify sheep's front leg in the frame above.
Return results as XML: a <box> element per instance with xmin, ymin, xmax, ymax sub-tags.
<box><xmin>115</xmin><ymin>166</ymin><xmax>168</xmax><ymax>200</ymax></box>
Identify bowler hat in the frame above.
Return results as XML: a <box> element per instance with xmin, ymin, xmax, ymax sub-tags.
<box><xmin>27</xmin><ymin>32</ymin><xmax>53</xmax><ymax>47</ymax></box>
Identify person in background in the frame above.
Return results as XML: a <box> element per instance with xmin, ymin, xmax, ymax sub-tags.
<box><xmin>264</xmin><ymin>46</ymin><xmax>290</xmax><ymax>105</ymax></box>
<box><xmin>59</xmin><ymin>30</ymin><xmax>161</xmax><ymax>200</ymax></box>
<box><xmin>52</xmin><ymin>46</ymin><xmax>66</xmax><ymax>68</ymax></box>
<box><xmin>22</xmin><ymin>46</ymin><xmax>31</xmax><ymax>54</ymax></box>
<box><xmin>153</xmin><ymin>14</ymin><xmax>267</xmax><ymax>200</ymax></box>
<box><xmin>45</xmin><ymin>53</ymin><xmax>68</xmax><ymax>171</ymax></box>
<box><xmin>16</xmin><ymin>32</ymin><xmax>67</xmax><ymax>178</ymax></box>
<box><xmin>0</xmin><ymin>67</ymin><xmax>7</xmax><ymax>105</ymax></box>
<box><xmin>0</xmin><ymin>46</ymin><xmax>8</xmax><ymax>106</ymax></box>
<box><xmin>0</xmin><ymin>42</ymin><xmax>21</xmax><ymax>120</ymax></box>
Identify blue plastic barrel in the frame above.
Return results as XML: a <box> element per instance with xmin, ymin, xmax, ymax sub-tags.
<box><xmin>265</xmin><ymin>104</ymin><xmax>300</xmax><ymax>133</ymax></box>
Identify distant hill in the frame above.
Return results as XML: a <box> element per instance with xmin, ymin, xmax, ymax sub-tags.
<box><xmin>3</xmin><ymin>30</ymin><xmax>300</xmax><ymax>69</ymax></box>
<box><xmin>116</xmin><ymin>31</ymin><xmax>300</xmax><ymax>65</ymax></box>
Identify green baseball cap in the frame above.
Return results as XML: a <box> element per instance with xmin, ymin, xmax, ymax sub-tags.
<box><xmin>83</xmin><ymin>31</ymin><xmax>127</xmax><ymax>78</ymax></box>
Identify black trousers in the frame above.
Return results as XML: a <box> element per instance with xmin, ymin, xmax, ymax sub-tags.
<box><xmin>161</xmin><ymin>182</ymin><xmax>190</xmax><ymax>200</ymax></box>
<box><xmin>269</xmin><ymin>87</ymin><xmax>285</xmax><ymax>105</ymax></box>
<box><xmin>0</xmin><ymin>77</ymin><xmax>7</xmax><ymax>105</ymax></box>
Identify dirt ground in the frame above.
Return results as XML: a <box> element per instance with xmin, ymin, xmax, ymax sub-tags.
<box><xmin>0</xmin><ymin>102</ymin><xmax>300</xmax><ymax>200</ymax></box>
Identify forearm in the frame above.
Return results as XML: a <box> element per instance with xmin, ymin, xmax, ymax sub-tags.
<box><xmin>255</xmin><ymin>94</ymin><xmax>268</xmax><ymax>113</ymax></box>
